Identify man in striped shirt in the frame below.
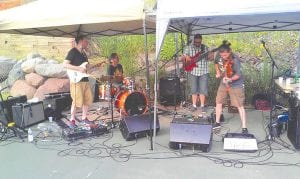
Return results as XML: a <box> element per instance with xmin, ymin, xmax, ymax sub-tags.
<box><xmin>182</xmin><ymin>34</ymin><xmax>210</xmax><ymax>112</ymax></box>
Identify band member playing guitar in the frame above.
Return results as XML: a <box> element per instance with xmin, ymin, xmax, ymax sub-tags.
<box><xmin>213</xmin><ymin>40</ymin><xmax>248</xmax><ymax>134</ymax></box>
<box><xmin>63</xmin><ymin>36</ymin><xmax>95</xmax><ymax>128</ymax></box>
<box><xmin>181</xmin><ymin>34</ymin><xmax>211</xmax><ymax>113</ymax></box>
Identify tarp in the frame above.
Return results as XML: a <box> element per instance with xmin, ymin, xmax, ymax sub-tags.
<box><xmin>156</xmin><ymin>0</ymin><xmax>300</xmax><ymax>59</ymax></box>
<box><xmin>0</xmin><ymin>0</ymin><xmax>155</xmax><ymax>37</ymax></box>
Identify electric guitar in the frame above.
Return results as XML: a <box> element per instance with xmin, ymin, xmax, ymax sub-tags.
<box><xmin>67</xmin><ymin>61</ymin><xmax>106</xmax><ymax>83</ymax></box>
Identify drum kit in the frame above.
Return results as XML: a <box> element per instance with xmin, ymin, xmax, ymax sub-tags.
<box><xmin>97</xmin><ymin>75</ymin><xmax>148</xmax><ymax>116</ymax></box>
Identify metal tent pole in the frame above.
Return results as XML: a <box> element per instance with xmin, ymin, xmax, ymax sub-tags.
<box><xmin>143</xmin><ymin>16</ymin><xmax>155</xmax><ymax>150</ymax></box>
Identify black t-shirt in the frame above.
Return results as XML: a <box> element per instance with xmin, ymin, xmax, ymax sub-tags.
<box><xmin>65</xmin><ymin>48</ymin><xmax>89</xmax><ymax>82</ymax></box>
<box><xmin>107</xmin><ymin>64</ymin><xmax>123</xmax><ymax>76</ymax></box>
<box><xmin>66</xmin><ymin>48</ymin><xmax>88</xmax><ymax>66</ymax></box>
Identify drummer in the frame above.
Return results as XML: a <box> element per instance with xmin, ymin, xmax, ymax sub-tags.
<box><xmin>107</xmin><ymin>53</ymin><xmax>124</xmax><ymax>86</ymax></box>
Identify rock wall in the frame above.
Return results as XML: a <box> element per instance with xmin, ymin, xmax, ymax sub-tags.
<box><xmin>1</xmin><ymin>53</ymin><xmax>70</xmax><ymax>101</ymax></box>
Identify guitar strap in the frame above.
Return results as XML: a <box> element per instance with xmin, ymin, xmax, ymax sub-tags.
<box><xmin>196</xmin><ymin>44</ymin><xmax>206</xmax><ymax>62</ymax></box>
<box><xmin>201</xmin><ymin>44</ymin><xmax>205</xmax><ymax>53</ymax></box>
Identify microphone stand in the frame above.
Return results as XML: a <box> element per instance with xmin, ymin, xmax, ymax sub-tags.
<box><xmin>109</xmin><ymin>77</ymin><xmax>115</xmax><ymax>129</ymax></box>
<box><xmin>261</xmin><ymin>41</ymin><xmax>278</xmax><ymax>140</ymax></box>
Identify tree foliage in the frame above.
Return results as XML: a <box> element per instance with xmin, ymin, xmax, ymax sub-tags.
<box><xmin>94</xmin><ymin>31</ymin><xmax>299</xmax><ymax>104</ymax></box>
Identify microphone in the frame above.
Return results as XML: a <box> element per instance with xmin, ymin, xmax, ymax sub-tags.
<box><xmin>260</xmin><ymin>40</ymin><xmax>266</xmax><ymax>45</ymax></box>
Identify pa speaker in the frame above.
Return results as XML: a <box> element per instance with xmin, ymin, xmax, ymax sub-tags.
<box><xmin>119</xmin><ymin>113</ymin><xmax>160</xmax><ymax>141</ymax></box>
<box><xmin>12</xmin><ymin>101</ymin><xmax>45</xmax><ymax>128</ymax></box>
<box><xmin>288</xmin><ymin>96</ymin><xmax>300</xmax><ymax>149</ymax></box>
<box><xmin>159</xmin><ymin>77</ymin><xmax>181</xmax><ymax>105</ymax></box>
<box><xmin>169</xmin><ymin>118</ymin><xmax>212</xmax><ymax>152</ymax></box>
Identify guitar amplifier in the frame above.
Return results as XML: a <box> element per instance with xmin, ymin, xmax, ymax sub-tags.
<box><xmin>0</xmin><ymin>95</ymin><xmax>27</xmax><ymax>123</ymax></box>
<box><xmin>43</xmin><ymin>92</ymin><xmax>71</xmax><ymax>119</ymax></box>
<box><xmin>12</xmin><ymin>101</ymin><xmax>45</xmax><ymax>128</ymax></box>
<box><xmin>288</xmin><ymin>95</ymin><xmax>300</xmax><ymax>149</ymax></box>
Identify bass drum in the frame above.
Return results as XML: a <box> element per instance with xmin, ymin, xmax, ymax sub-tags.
<box><xmin>115</xmin><ymin>90</ymin><xmax>148</xmax><ymax>116</ymax></box>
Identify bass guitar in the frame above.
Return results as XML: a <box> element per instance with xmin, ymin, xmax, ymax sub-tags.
<box><xmin>183</xmin><ymin>48</ymin><xmax>218</xmax><ymax>72</ymax></box>
<box><xmin>67</xmin><ymin>61</ymin><xmax>106</xmax><ymax>83</ymax></box>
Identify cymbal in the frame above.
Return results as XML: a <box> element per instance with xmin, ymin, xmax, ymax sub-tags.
<box><xmin>99</xmin><ymin>75</ymin><xmax>123</xmax><ymax>83</ymax></box>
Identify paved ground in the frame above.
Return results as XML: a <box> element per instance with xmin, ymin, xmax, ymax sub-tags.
<box><xmin>0</xmin><ymin>102</ymin><xmax>300</xmax><ymax>179</ymax></box>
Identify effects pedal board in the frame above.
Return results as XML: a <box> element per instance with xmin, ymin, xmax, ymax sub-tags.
<box><xmin>223</xmin><ymin>133</ymin><xmax>258</xmax><ymax>152</ymax></box>
<box><xmin>62</xmin><ymin>124</ymin><xmax>109</xmax><ymax>141</ymax></box>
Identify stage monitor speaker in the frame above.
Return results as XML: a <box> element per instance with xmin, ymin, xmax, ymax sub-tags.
<box><xmin>0</xmin><ymin>95</ymin><xmax>27</xmax><ymax>123</ymax></box>
<box><xmin>119</xmin><ymin>113</ymin><xmax>160</xmax><ymax>141</ymax></box>
<box><xmin>287</xmin><ymin>96</ymin><xmax>300</xmax><ymax>149</ymax></box>
<box><xmin>169</xmin><ymin>118</ymin><xmax>212</xmax><ymax>152</ymax></box>
<box><xmin>12</xmin><ymin>101</ymin><xmax>45</xmax><ymax>128</ymax></box>
<box><xmin>159</xmin><ymin>77</ymin><xmax>181</xmax><ymax>106</ymax></box>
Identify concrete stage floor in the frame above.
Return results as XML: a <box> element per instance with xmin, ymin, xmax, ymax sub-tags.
<box><xmin>0</xmin><ymin>101</ymin><xmax>300</xmax><ymax>179</ymax></box>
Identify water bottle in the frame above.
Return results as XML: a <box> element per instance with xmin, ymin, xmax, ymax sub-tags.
<box><xmin>28</xmin><ymin>128</ymin><xmax>33</xmax><ymax>142</ymax></box>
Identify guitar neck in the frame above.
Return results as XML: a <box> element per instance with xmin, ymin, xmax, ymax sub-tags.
<box><xmin>193</xmin><ymin>51</ymin><xmax>209</xmax><ymax>63</ymax></box>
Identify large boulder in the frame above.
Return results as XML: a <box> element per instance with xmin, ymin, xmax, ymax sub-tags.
<box><xmin>47</xmin><ymin>59</ymin><xmax>59</xmax><ymax>64</ymax></box>
<box><xmin>21</xmin><ymin>57</ymin><xmax>46</xmax><ymax>73</ymax></box>
<box><xmin>0</xmin><ymin>57</ymin><xmax>16</xmax><ymax>82</ymax></box>
<box><xmin>35</xmin><ymin>63</ymin><xmax>67</xmax><ymax>78</ymax></box>
<box><xmin>34</xmin><ymin>78</ymin><xmax>70</xmax><ymax>100</ymax></box>
<box><xmin>25</xmin><ymin>73</ymin><xmax>46</xmax><ymax>88</ymax></box>
<box><xmin>2</xmin><ymin>60</ymin><xmax>26</xmax><ymax>87</ymax></box>
<box><xmin>26</xmin><ymin>53</ymin><xmax>42</xmax><ymax>60</ymax></box>
<box><xmin>10</xmin><ymin>80</ymin><xmax>36</xmax><ymax>99</ymax></box>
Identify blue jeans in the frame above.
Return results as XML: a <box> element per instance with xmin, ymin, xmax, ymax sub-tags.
<box><xmin>189</xmin><ymin>73</ymin><xmax>208</xmax><ymax>95</ymax></box>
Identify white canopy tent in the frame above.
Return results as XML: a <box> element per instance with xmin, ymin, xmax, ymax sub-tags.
<box><xmin>0</xmin><ymin>0</ymin><xmax>158</xmax><ymax>148</ymax></box>
<box><xmin>156</xmin><ymin>0</ymin><xmax>300</xmax><ymax>59</ymax></box>
<box><xmin>153</xmin><ymin>0</ymin><xmax>300</xmax><ymax>148</ymax></box>
<box><xmin>0</xmin><ymin>0</ymin><xmax>155</xmax><ymax>37</ymax></box>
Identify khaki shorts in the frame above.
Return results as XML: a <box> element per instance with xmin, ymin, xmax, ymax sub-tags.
<box><xmin>216</xmin><ymin>84</ymin><xmax>245</xmax><ymax>107</ymax></box>
<box><xmin>70</xmin><ymin>82</ymin><xmax>93</xmax><ymax>107</ymax></box>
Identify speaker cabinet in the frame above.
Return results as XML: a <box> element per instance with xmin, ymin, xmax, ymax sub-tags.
<box><xmin>288</xmin><ymin>96</ymin><xmax>300</xmax><ymax>149</ymax></box>
<box><xmin>12</xmin><ymin>102</ymin><xmax>45</xmax><ymax>128</ymax></box>
<box><xmin>169</xmin><ymin>118</ymin><xmax>212</xmax><ymax>152</ymax></box>
<box><xmin>0</xmin><ymin>95</ymin><xmax>27</xmax><ymax>123</ymax></box>
<box><xmin>43</xmin><ymin>92</ymin><xmax>71</xmax><ymax>119</ymax></box>
<box><xmin>119</xmin><ymin>113</ymin><xmax>160</xmax><ymax>141</ymax></box>
<box><xmin>159</xmin><ymin>77</ymin><xmax>181</xmax><ymax>106</ymax></box>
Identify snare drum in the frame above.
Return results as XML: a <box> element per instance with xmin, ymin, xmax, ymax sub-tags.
<box><xmin>115</xmin><ymin>90</ymin><xmax>147</xmax><ymax>116</ymax></box>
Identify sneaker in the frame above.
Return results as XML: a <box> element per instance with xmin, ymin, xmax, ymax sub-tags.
<box><xmin>212</xmin><ymin>123</ymin><xmax>221</xmax><ymax>129</ymax></box>
<box><xmin>81</xmin><ymin>118</ymin><xmax>95</xmax><ymax>125</ymax></box>
<box><xmin>190</xmin><ymin>106</ymin><xmax>197</xmax><ymax>112</ymax></box>
<box><xmin>242</xmin><ymin>128</ymin><xmax>248</xmax><ymax>134</ymax></box>
<box><xmin>68</xmin><ymin>120</ymin><xmax>77</xmax><ymax>129</ymax></box>
<box><xmin>200</xmin><ymin>106</ymin><xmax>207</xmax><ymax>113</ymax></box>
